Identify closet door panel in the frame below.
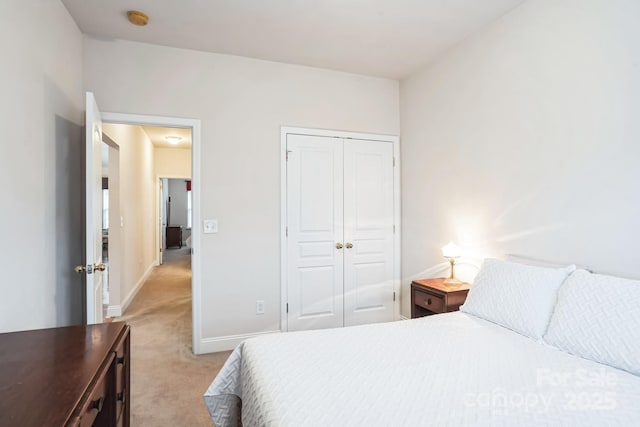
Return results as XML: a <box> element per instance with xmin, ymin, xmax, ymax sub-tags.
<box><xmin>286</xmin><ymin>134</ymin><xmax>344</xmax><ymax>331</ymax></box>
<box><xmin>343</xmin><ymin>139</ymin><xmax>394</xmax><ymax>326</ymax></box>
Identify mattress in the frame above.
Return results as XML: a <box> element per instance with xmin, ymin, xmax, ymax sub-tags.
<box><xmin>204</xmin><ymin>312</ymin><xmax>640</xmax><ymax>426</ymax></box>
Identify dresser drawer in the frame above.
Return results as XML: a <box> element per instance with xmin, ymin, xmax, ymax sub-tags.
<box><xmin>414</xmin><ymin>289</ymin><xmax>445</xmax><ymax>314</ymax></box>
<box><xmin>114</xmin><ymin>330</ymin><xmax>129</xmax><ymax>422</ymax></box>
<box><xmin>77</xmin><ymin>353</ymin><xmax>115</xmax><ymax>427</ymax></box>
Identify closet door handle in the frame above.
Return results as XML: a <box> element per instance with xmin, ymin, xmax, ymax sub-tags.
<box><xmin>336</xmin><ymin>242</ymin><xmax>343</xmax><ymax>249</ymax></box>
<box><xmin>346</xmin><ymin>242</ymin><xmax>353</xmax><ymax>249</ymax></box>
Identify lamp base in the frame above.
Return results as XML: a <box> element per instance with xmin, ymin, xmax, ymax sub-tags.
<box><xmin>443</xmin><ymin>277</ymin><xmax>463</xmax><ymax>287</ymax></box>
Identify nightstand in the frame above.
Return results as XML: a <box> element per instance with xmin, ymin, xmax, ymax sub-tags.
<box><xmin>166</xmin><ymin>225</ymin><xmax>183</xmax><ymax>248</ymax></box>
<box><xmin>411</xmin><ymin>278</ymin><xmax>471</xmax><ymax>318</ymax></box>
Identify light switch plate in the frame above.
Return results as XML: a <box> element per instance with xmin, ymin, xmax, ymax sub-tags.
<box><xmin>203</xmin><ymin>219</ymin><xmax>218</xmax><ymax>234</ymax></box>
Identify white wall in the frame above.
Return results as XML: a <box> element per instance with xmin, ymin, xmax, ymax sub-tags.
<box><xmin>0</xmin><ymin>1</ymin><xmax>83</xmax><ymax>332</ymax></box>
<box><xmin>102</xmin><ymin>124</ymin><xmax>157</xmax><ymax>314</ymax></box>
<box><xmin>154</xmin><ymin>148</ymin><xmax>191</xmax><ymax>250</ymax></box>
<box><xmin>83</xmin><ymin>38</ymin><xmax>400</xmax><ymax>348</ymax></box>
<box><xmin>155</xmin><ymin>147</ymin><xmax>192</xmax><ymax>178</ymax></box>
<box><xmin>400</xmin><ymin>0</ymin><xmax>640</xmax><ymax>316</ymax></box>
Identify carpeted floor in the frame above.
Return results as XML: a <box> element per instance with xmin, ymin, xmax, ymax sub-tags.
<box><xmin>116</xmin><ymin>247</ymin><xmax>231</xmax><ymax>426</ymax></box>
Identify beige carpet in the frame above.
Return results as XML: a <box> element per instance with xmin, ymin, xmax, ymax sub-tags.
<box><xmin>116</xmin><ymin>247</ymin><xmax>231</xmax><ymax>426</ymax></box>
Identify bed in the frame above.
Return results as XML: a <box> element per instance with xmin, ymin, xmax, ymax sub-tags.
<box><xmin>204</xmin><ymin>259</ymin><xmax>640</xmax><ymax>426</ymax></box>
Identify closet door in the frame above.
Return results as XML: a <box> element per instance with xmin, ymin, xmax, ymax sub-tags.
<box><xmin>286</xmin><ymin>134</ymin><xmax>344</xmax><ymax>331</ymax></box>
<box><xmin>343</xmin><ymin>139</ymin><xmax>395</xmax><ymax>326</ymax></box>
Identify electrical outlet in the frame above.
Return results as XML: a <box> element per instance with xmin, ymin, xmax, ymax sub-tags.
<box><xmin>256</xmin><ymin>300</ymin><xmax>265</xmax><ymax>315</ymax></box>
<box><xmin>203</xmin><ymin>219</ymin><xmax>218</xmax><ymax>234</ymax></box>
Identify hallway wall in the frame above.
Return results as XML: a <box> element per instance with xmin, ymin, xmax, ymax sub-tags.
<box><xmin>155</xmin><ymin>147</ymin><xmax>191</xmax><ymax>178</ymax></box>
<box><xmin>102</xmin><ymin>123</ymin><xmax>157</xmax><ymax>315</ymax></box>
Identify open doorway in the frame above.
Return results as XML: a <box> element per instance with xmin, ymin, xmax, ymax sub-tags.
<box><xmin>93</xmin><ymin>110</ymin><xmax>202</xmax><ymax>354</ymax></box>
<box><xmin>159</xmin><ymin>178</ymin><xmax>193</xmax><ymax>264</ymax></box>
<box><xmin>98</xmin><ymin>116</ymin><xmax>199</xmax><ymax>350</ymax></box>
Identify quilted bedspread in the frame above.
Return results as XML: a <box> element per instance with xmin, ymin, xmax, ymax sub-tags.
<box><xmin>204</xmin><ymin>312</ymin><xmax>640</xmax><ymax>426</ymax></box>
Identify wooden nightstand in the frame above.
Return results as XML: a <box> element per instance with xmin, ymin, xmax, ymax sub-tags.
<box><xmin>411</xmin><ymin>278</ymin><xmax>471</xmax><ymax>318</ymax></box>
<box><xmin>166</xmin><ymin>225</ymin><xmax>183</xmax><ymax>248</ymax></box>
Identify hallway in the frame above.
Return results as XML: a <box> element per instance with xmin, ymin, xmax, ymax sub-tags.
<box><xmin>117</xmin><ymin>248</ymin><xmax>230</xmax><ymax>426</ymax></box>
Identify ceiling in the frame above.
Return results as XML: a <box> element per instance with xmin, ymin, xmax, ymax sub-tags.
<box><xmin>62</xmin><ymin>0</ymin><xmax>525</xmax><ymax>79</ymax></box>
<box><xmin>141</xmin><ymin>126</ymin><xmax>192</xmax><ymax>149</ymax></box>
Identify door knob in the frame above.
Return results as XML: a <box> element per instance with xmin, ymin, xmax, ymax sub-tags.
<box><xmin>94</xmin><ymin>263</ymin><xmax>106</xmax><ymax>271</ymax></box>
<box><xmin>346</xmin><ymin>242</ymin><xmax>353</xmax><ymax>249</ymax></box>
<box><xmin>336</xmin><ymin>242</ymin><xmax>343</xmax><ymax>249</ymax></box>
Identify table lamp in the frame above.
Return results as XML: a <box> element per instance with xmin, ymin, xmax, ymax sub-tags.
<box><xmin>442</xmin><ymin>242</ymin><xmax>463</xmax><ymax>285</ymax></box>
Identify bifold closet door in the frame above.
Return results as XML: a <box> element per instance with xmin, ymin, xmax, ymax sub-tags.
<box><xmin>343</xmin><ymin>140</ymin><xmax>395</xmax><ymax>326</ymax></box>
<box><xmin>286</xmin><ymin>134</ymin><xmax>344</xmax><ymax>331</ymax></box>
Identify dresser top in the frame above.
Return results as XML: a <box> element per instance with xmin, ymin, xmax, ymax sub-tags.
<box><xmin>0</xmin><ymin>322</ymin><xmax>127</xmax><ymax>426</ymax></box>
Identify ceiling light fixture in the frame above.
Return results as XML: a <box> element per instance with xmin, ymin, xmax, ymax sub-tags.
<box><xmin>165</xmin><ymin>136</ymin><xmax>182</xmax><ymax>145</ymax></box>
<box><xmin>127</xmin><ymin>10</ymin><xmax>149</xmax><ymax>26</ymax></box>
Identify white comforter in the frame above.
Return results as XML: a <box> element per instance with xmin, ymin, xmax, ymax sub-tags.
<box><xmin>204</xmin><ymin>312</ymin><xmax>640</xmax><ymax>426</ymax></box>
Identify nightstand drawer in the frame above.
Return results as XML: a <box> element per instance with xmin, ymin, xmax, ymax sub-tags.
<box><xmin>414</xmin><ymin>289</ymin><xmax>445</xmax><ymax>314</ymax></box>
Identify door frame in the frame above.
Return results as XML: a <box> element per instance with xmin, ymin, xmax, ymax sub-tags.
<box><xmin>158</xmin><ymin>178</ymin><xmax>165</xmax><ymax>265</ymax></box>
<box><xmin>101</xmin><ymin>112</ymin><xmax>203</xmax><ymax>355</ymax></box>
<box><xmin>280</xmin><ymin>126</ymin><xmax>401</xmax><ymax>332</ymax></box>
<box><xmin>102</xmin><ymin>133</ymin><xmax>122</xmax><ymax>319</ymax></box>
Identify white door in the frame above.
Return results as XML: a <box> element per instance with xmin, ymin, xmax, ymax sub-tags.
<box><xmin>285</xmin><ymin>133</ymin><xmax>396</xmax><ymax>331</ymax></box>
<box><xmin>84</xmin><ymin>92</ymin><xmax>105</xmax><ymax>324</ymax></box>
<box><xmin>343</xmin><ymin>140</ymin><xmax>395</xmax><ymax>326</ymax></box>
<box><xmin>287</xmin><ymin>134</ymin><xmax>344</xmax><ymax>331</ymax></box>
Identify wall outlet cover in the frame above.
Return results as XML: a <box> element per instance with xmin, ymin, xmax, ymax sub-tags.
<box><xmin>203</xmin><ymin>219</ymin><xmax>218</xmax><ymax>234</ymax></box>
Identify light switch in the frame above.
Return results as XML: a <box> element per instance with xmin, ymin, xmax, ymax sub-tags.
<box><xmin>203</xmin><ymin>219</ymin><xmax>218</xmax><ymax>234</ymax></box>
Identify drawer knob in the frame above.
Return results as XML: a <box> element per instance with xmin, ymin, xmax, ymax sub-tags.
<box><xmin>118</xmin><ymin>390</ymin><xmax>126</xmax><ymax>404</ymax></box>
<box><xmin>91</xmin><ymin>396</ymin><xmax>105</xmax><ymax>413</ymax></box>
<box><xmin>117</xmin><ymin>355</ymin><xmax>126</xmax><ymax>365</ymax></box>
<box><xmin>425</xmin><ymin>298</ymin><xmax>432</xmax><ymax>305</ymax></box>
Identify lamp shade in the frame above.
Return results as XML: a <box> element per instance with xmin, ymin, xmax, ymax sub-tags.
<box><xmin>442</xmin><ymin>242</ymin><xmax>462</xmax><ymax>258</ymax></box>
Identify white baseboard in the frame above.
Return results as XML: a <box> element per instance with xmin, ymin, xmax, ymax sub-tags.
<box><xmin>120</xmin><ymin>263</ymin><xmax>155</xmax><ymax>316</ymax></box>
<box><xmin>107</xmin><ymin>305</ymin><xmax>122</xmax><ymax>317</ymax></box>
<box><xmin>198</xmin><ymin>329</ymin><xmax>281</xmax><ymax>354</ymax></box>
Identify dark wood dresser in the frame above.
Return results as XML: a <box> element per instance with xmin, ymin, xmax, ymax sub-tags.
<box><xmin>0</xmin><ymin>322</ymin><xmax>130</xmax><ymax>427</ymax></box>
<box><xmin>166</xmin><ymin>225</ymin><xmax>183</xmax><ymax>248</ymax></box>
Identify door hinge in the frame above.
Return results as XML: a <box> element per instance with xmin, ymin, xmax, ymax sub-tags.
<box><xmin>393</xmin><ymin>291</ymin><xmax>396</xmax><ymax>302</ymax></box>
<box><xmin>286</xmin><ymin>303</ymin><xmax>289</xmax><ymax>313</ymax></box>
<box><xmin>286</xmin><ymin>150</ymin><xmax>292</xmax><ymax>161</ymax></box>
<box><xmin>393</xmin><ymin>157</ymin><xmax>396</xmax><ymax>167</ymax></box>
<box><xmin>393</xmin><ymin>224</ymin><xmax>396</xmax><ymax>233</ymax></box>
<box><xmin>285</xmin><ymin>226</ymin><xmax>288</xmax><ymax>237</ymax></box>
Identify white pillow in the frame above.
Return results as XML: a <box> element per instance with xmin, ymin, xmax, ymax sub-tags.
<box><xmin>544</xmin><ymin>269</ymin><xmax>640</xmax><ymax>376</ymax></box>
<box><xmin>460</xmin><ymin>258</ymin><xmax>571</xmax><ymax>340</ymax></box>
